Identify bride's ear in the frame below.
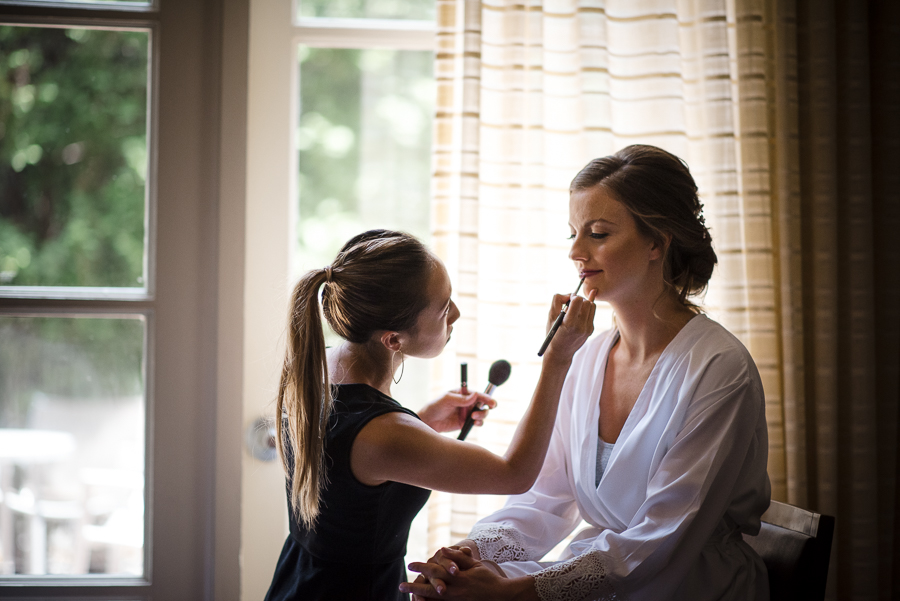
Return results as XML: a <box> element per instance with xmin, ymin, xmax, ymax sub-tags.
<box><xmin>649</xmin><ymin>233</ymin><xmax>672</xmax><ymax>261</ymax></box>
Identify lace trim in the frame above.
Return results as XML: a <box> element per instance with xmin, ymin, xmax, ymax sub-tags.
<box><xmin>468</xmin><ymin>524</ymin><xmax>529</xmax><ymax>563</ymax></box>
<box><xmin>533</xmin><ymin>550</ymin><xmax>620</xmax><ymax>601</ymax></box>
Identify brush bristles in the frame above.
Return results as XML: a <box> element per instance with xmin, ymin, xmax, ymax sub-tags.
<box><xmin>488</xmin><ymin>359</ymin><xmax>512</xmax><ymax>387</ymax></box>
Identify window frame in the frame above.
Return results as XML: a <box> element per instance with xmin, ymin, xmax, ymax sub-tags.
<box><xmin>0</xmin><ymin>12</ymin><xmax>158</xmax><ymax>588</ymax></box>
<box><xmin>0</xmin><ymin>1</ymin><xmax>157</xmax><ymax>13</ymax></box>
<box><xmin>0</xmin><ymin>0</ymin><xmax>238</xmax><ymax>598</ymax></box>
<box><xmin>294</xmin><ymin>16</ymin><xmax>434</xmax><ymax>50</ymax></box>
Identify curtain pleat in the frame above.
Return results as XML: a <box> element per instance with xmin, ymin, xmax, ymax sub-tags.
<box><xmin>833</xmin><ymin>2</ymin><xmax>879</xmax><ymax>595</ymax></box>
<box><xmin>768</xmin><ymin>0</ymin><xmax>809</xmax><ymax>513</ymax></box>
<box><xmin>869</xmin><ymin>2</ymin><xmax>900</xmax><ymax>596</ymax></box>
<box><xmin>731</xmin><ymin>0</ymin><xmax>789</xmax><ymax>501</ymax></box>
<box><xmin>795</xmin><ymin>11</ymin><xmax>843</xmax><ymax>592</ymax></box>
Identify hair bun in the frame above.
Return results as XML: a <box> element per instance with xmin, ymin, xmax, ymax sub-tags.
<box><xmin>687</xmin><ymin>242</ymin><xmax>717</xmax><ymax>292</ymax></box>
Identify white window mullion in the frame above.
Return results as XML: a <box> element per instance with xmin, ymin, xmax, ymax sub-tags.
<box><xmin>293</xmin><ymin>18</ymin><xmax>434</xmax><ymax>50</ymax></box>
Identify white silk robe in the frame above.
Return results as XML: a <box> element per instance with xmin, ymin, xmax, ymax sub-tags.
<box><xmin>469</xmin><ymin>315</ymin><xmax>771</xmax><ymax>601</ymax></box>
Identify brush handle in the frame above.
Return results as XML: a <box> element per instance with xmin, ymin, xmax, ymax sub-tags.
<box><xmin>537</xmin><ymin>308</ymin><xmax>567</xmax><ymax>357</ymax></box>
<box><xmin>537</xmin><ymin>278</ymin><xmax>585</xmax><ymax>357</ymax></box>
<box><xmin>460</xmin><ymin>362</ymin><xmax>468</xmax><ymax>395</ymax></box>
<box><xmin>458</xmin><ymin>383</ymin><xmax>497</xmax><ymax>441</ymax></box>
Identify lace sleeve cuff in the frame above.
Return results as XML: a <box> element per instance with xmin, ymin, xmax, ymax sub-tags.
<box><xmin>468</xmin><ymin>524</ymin><xmax>530</xmax><ymax>563</ymax></box>
<box><xmin>532</xmin><ymin>551</ymin><xmax>619</xmax><ymax>601</ymax></box>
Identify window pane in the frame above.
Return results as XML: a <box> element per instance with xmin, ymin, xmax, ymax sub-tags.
<box><xmin>297</xmin><ymin>0</ymin><xmax>434</xmax><ymax>21</ymax></box>
<box><xmin>0</xmin><ymin>26</ymin><xmax>149</xmax><ymax>289</ymax></box>
<box><xmin>0</xmin><ymin>316</ymin><xmax>145</xmax><ymax>576</ymax></box>
<box><xmin>295</xmin><ymin>46</ymin><xmax>434</xmax><ymax>274</ymax></box>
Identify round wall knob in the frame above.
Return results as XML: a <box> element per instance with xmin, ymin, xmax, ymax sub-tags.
<box><xmin>245</xmin><ymin>416</ymin><xmax>278</xmax><ymax>462</ymax></box>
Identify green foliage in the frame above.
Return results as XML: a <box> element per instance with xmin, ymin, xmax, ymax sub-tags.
<box><xmin>296</xmin><ymin>46</ymin><xmax>433</xmax><ymax>274</ymax></box>
<box><xmin>0</xmin><ymin>26</ymin><xmax>148</xmax><ymax>287</ymax></box>
<box><xmin>297</xmin><ymin>47</ymin><xmax>365</xmax><ymax>236</ymax></box>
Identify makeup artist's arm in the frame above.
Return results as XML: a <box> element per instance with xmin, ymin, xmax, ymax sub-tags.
<box><xmin>350</xmin><ymin>291</ymin><xmax>596</xmax><ymax>495</ymax></box>
<box><xmin>417</xmin><ymin>390</ymin><xmax>496</xmax><ymax>433</ymax></box>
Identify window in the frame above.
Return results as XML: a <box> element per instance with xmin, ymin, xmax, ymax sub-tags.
<box><xmin>0</xmin><ymin>315</ymin><xmax>146</xmax><ymax>575</ymax></box>
<box><xmin>0</xmin><ymin>18</ymin><xmax>153</xmax><ymax>579</ymax></box>
<box><xmin>294</xmin><ymin>45</ymin><xmax>434</xmax><ymax>273</ymax></box>
<box><xmin>0</xmin><ymin>24</ymin><xmax>151</xmax><ymax>295</ymax></box>
<box><xmin>291</xmin><ymin>2</ymin><xmax>435</xmax><ymax>276</ymax></box>
<box><xmin>0</xmin><ymin>0</ymin><xmax>231</xmax><ymax>597</ymax></box>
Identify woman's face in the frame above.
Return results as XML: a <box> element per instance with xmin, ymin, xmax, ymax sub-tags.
<box><xmin>403</xmin><ymin>258</ymin><xmax>460</xmax><ymax>359</ymax></box>
<box><xmin>568</xmin><ymin>185</ymin><xmax>664</xmax><ymax>304</ymax></box>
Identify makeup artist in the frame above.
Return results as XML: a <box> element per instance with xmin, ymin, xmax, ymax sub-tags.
<box><xmin>403</xmin><ymin>145</ymin><xmax>772</xmax><ymax>601</ymax></box>
<box><xmin>263</xmin><ymin>229</ymin><xmax>596</xmax><ymax>601</ymax></box>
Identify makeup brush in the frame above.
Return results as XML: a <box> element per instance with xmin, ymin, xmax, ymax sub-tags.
<box><xmin>458</xmin><ymin>359</ymin><xmax>512</xmax><ymax>441</ymax></box>
<box><xmin>537</xmin><ymin>277</ymin><xmax>586</xmax><ymax>357</ymax></box>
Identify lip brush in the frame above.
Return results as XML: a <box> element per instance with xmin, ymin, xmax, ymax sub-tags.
<box><xmin>537</xmin><ymin>277</ymin><xmax>585</xmax><ymax>357</ymax></box>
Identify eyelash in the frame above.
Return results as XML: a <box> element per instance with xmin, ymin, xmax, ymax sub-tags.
<box><xmin>567</xmin><ymin>233</ymin><xmax>609</xmax><ymax>240</ymax></box>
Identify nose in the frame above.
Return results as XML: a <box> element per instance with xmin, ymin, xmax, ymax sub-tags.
<box><xmin>448</xmin><ymin>300</ymin><xmax>460</xmax><ymax>325</ymax></box>
<box><xmin>568</xmin><ymin>233</ymin><xmax>588</xmax><ymax>263</ymax></box>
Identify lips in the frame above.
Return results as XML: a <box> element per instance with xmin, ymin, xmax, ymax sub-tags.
<box><xmin>579</xmin><ymin>270</ymin><xmax>602</xmax><ymax>279</ymax></box>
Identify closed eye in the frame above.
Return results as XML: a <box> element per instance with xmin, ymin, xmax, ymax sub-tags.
<box><xmin>568</xmin><ymin>233</ymin><xmax>609</xmax><ymax>240</ymax></box>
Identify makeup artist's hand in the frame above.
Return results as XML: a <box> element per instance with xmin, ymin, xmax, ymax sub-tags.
<box><xmin>543</xmin><ymin>289</ymin><xmax>597</xmax><ymax>362</ymax></box>
<box><xmin>417</xmin><ymin>390</ymin><xmax>496</xmax><ymax>434</ymax></box>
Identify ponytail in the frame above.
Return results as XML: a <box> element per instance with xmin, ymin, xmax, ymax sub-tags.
<box><xmin>276</xmin><ymin>268</ymin><xmax>331</xmax><ymax>529</ymax></box>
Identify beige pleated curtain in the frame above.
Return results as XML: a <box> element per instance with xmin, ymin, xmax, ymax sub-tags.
<box><xmin>428</xmin><ymin>0</ymin><xmax>900</xmax><ymax>599</ymax></box>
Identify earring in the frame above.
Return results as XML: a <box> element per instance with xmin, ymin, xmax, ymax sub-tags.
<box><xmin>392</xmin><ymin>348</ymin><xmax>405</xmax><ymax>385</ymax></box>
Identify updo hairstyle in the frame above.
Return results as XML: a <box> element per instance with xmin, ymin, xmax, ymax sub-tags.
<box><xmin>570</xmin><ymin>144</ymin><xmax>717</xmax><ymax>309</ymax></box>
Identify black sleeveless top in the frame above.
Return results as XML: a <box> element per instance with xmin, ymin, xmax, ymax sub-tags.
<box><xmin>265</xmin><ymin>384</ymin><xmax>431</xmax><ymax>601</ymax></box>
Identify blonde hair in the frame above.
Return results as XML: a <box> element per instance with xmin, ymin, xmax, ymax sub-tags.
<box><xmin>276</xmin><ymin>230</ymin><xmax>435</xmax><ymax>528</ymax></box>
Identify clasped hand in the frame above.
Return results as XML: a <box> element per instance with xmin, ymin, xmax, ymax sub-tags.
<box><xmin>401</xmin><ymin>546</ymin><xmax>508</xmax><ymax>600</ymax></box>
